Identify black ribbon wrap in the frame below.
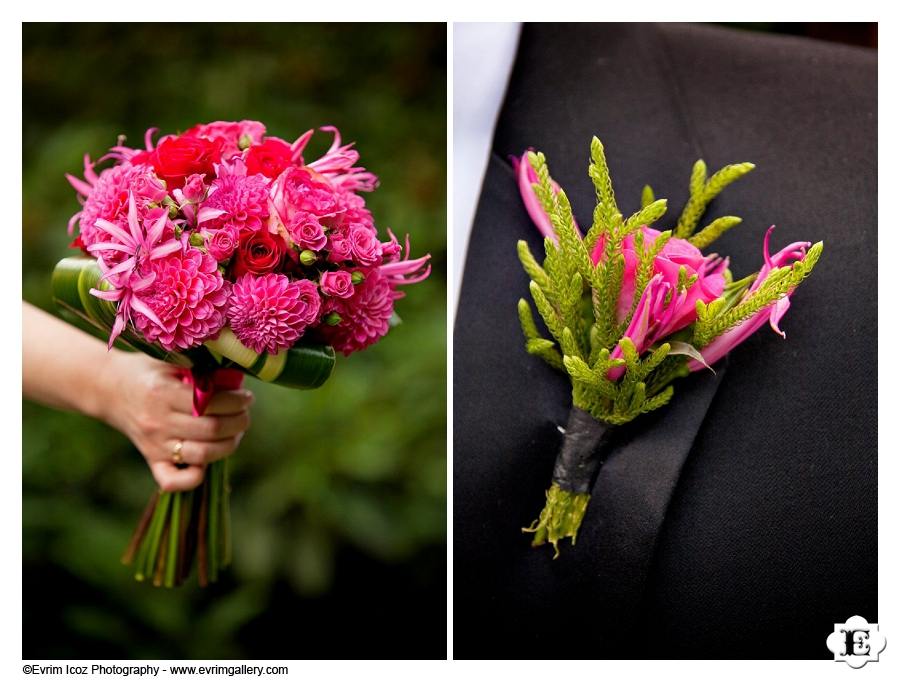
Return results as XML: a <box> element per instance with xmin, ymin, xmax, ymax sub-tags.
<box><xmin>551</xmin><ymin>407</ymin><xmax>612</xmax><ymax>494</ymax></box>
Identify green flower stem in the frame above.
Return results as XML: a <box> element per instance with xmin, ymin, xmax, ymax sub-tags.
<box><xmin>152</xmin><ymin>524</ymin><xmax>169</xmax><ymax>587</ymax></box>
<box><xmin>176</xmin><ymin>490</ymin><xmax>194</xmax><ymax>586</ymax></box>
<box><xmin>522</xmin><ymin>483</ymin><xmax>591</xmax><ymax>559</ymax></box>
<box><xmin>164</xmin><ymin>493</ymin><xmax>182</xmax><ymax>588</ymax></box>
<box><xmin>208</xmin><ymin>462</ymin><xmax>221</xmax><ymax>583</ymax></box>
<box><xmin>221</xmin><ymin>459</ymin><xmax>232</xmax><ymax>567</ymax></box>
<box><xmin>122</xmin><ymin>490</ymin><xmax>158</xmax><ymax>567</ymax></box>
<box><xmin>197</xmin><ymin>475</ymin><xmax>210</xmax><ymax>587</ymax></box>
<box><xmin>143</xmin><ymin>492</ymin><xmax>171</xmax><ymax>582</ymax></box>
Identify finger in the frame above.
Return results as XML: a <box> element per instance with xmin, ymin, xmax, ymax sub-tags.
<box><xmin>165</xmin><ymin>436</ymin><xmax>242</xmax><ymax>465</ymax></box>
<box><xmin>164</xmin><ymin>378</ymin><xmax>196</xmax><ymax>414</ymax></box>
<box><xmin>205</xmin><ymin>389</ymin><xmax>255</xmax><ymax>416</ymax></box>
<box><xmin>150</xmin><ymin>460</ymin><xmax>206</xmax><ymax>492</ymax></box>
<box><xmin>169</xmin><ymin>411</ymin><xmax>251</xmax><ymax>441</ymax></box>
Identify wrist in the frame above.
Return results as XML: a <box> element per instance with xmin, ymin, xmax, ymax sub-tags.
<box><xmin>83</xmin><ymin>348</ymin><xmax>128</xmax><ymax>425</ymax></box>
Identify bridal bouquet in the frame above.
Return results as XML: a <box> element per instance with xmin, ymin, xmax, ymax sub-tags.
<box><xmin>57</xmin><ymin>120</ymin><xmax>430</xmax><ymax>586</ymax></box>
<box><xmin>514</xmin><ymin>137</ymin><xmax>821</xmax><ymax>557</ymax></box>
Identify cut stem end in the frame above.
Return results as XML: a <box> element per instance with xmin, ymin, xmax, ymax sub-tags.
<box><xmin>522</xmin><ymin>483</ymin><xmax>591</xmax><ymax>558</ymax></box>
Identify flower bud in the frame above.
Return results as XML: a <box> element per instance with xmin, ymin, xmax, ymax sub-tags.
<box><xmin>299</xmin><ymin>249</ymin><xmax>318</xmax><ymax>266</ymax></box>
<box><xmin>189</xmin><ymin>232</ymin><xmax>205</xmax><ymax>247</ymax></box>
<box><xmin>351</xmin><ymin>270</ymin><xmax>365</xmax><ymax>285</ymax></box>
<box><xmin>324</xmin><ymin>312</ymin><xmax>342</xmax><ymax>326</ymax></box>
<box><xmin>162</xmin><ymin>194</ymin><xmax>179</xmax><ymax>219</ymax></box>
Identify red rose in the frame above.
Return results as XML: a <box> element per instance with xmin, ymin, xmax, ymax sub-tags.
<box><xmin>133</xmin><ymin>135</ymin><xmax>222</xmax><ymax>190</ymax></box>
<box><xmin>245</xmin><ymin>138</ymin><xmax>293</xmax><ymax>179</ymax></box>
<box><xmin>231</xmin><ymin>229</ymin><xmax>285</xmax><ymax>277</ymax></box>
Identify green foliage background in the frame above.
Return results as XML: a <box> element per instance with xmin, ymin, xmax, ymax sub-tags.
<box><xmin>22</xmin><ymin>23</ymin><xmax>446</xmax><ymax>659</ymax></box>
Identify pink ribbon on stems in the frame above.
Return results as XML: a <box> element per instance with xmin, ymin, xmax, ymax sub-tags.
<box><xmin>177</xmin><ymin>367</ymin><xmax>245</xmax><ymax>417</ymax></box>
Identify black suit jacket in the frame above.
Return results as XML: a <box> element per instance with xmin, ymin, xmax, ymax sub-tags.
<box><xmin>453</xmin><ymin>23</ymin><xmax>876</xmax><ymax>659</ymax></box>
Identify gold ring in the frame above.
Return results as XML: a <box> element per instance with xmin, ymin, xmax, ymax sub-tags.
<box><xmin>172</xmin><ymin>439</ymin><xmax>184</xmax><ymax>464</ymax></box>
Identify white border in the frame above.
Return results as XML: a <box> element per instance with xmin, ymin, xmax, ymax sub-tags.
<box><xmin>4</xmin><ymin>1</ymin><xmax>896</xmax><ymax>677</ymax></box>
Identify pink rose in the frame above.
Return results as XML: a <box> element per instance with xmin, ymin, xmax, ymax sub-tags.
<box><xmin>319</xmin><ymin>270</ymin><xmax>354</xmax><ymax>299</ymax></box>
<box><xmin>205</xmin><ymin>224</ymin><xmax>240</xmax><ymax>262</ymax></box>
<box><xmin>327</xmin><ymin>231</ymin><xmax>353</xmax><ymax>263</ymax></box>
<box><xmin>294</xmin><ymin>278</ymin><xmax>322</xmax><ymax>325</ymax></box>
<box><xmin>348</xmin><ymin>223</ymin><xmax>382</xmax><ymax>266</ymax></box>
<box><xmin>184</xmin><ymin>120</ymin><xmax>266</xmax><ymax>158</ymax></box>
<box><xmin>246</xmin><ymin>138</ymin><xmax>293</xmax><ymax>179</ymax></box>
<box><xmin>288</xmin><ymin>212</ymin><xmax>328</xmax><ymax>251</ymax></box>
<box><xmin>181</xmin><ymin>174</ymin><xmax>208</xmax><ymax>203</ymax></box>
<box><xmin>274</xmin><ymin>166</ymin><xmax>340</xmax><ymax>220</ymax></box>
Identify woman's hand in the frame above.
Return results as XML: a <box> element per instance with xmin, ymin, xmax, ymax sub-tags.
<box><xmin>97</xmin><ymin>352</ymin><xmax>254</xmax><ymax>492</ymax></box>
<box><xmin>23</xmin><ymin>303</ymin><xmax>254</xmax><ymax>492</ymax></box>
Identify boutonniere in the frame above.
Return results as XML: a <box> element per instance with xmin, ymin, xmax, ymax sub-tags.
<box><xmin>513</xmin><ymin>137</ymin><xmax>822</xmax><ymax>557</ymax></box>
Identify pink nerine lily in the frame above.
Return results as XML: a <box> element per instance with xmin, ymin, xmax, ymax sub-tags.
<box><xmin>688</xmin><ymin>226</ymin><xmax>811</xmax><ymax>370</ymax></box>
<box><xmin>307</xmin><ymin>126</ymin><xmax>379</xmax><ymax>193</ymax></box>
<box><xmin>512</xmin><ymin>151</ymin><xmax>576</xmax><ymax>241</ymax></box>
<box><xmin>379</xmin><ymin>229</ymin><xmax>432</xmax><ymax>295</ymax></box>
<box><xmin>87</xmin><ymin>191</ymin><xmax>182</xmax><ymax>348</ymax></box>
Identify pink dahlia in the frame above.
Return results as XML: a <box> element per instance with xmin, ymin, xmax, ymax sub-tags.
<box><xmin>67</xmin><ymin>160</ymin><xmax>167</xmax><ymax>254</ymax></box>
<box><xmin>130</xmin><ymin>246</ymin><xmax>230</xmax><ymax>351</ymax></box>
<box><xmin>198</xmin><ymin>159</ymin><xmax>270</xmax><ymax>233</ymax></box>
<box><xmin>319</xmin><ymin>268</ymin><xmax>395</xmax><ymax>356</ymax></box>
<box><xmin>228</xmin><ymin>274</ymin><xmax>321</xmax><ymax>354</ymax></box>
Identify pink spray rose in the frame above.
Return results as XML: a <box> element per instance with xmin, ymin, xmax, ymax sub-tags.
<box><xmin>326</xmin><ymin>230</ymin><xmax>353</xmax><ymax>264</ymax></box>
<box><xmin>287</xmin><ymin>212</ymin><xmax>328</xmax><ymax>251</ymax></box>
<box><xmin>319</xmin><ymin>270</ymin><xmax>354</xmax><ymax>299</ymax></box>
<box><xmin>348</xmin><ymin>223</ymin><xmax>383</xmax><ymax>266</ymax></box>
<box><xmin>181</xmin><ymin>173</ymin><xmax>208</xmax><ymax>203</ymax></box>
<box><xmin>204</xmin><ymin>224</ymin><xmax>240</xmax><ymax>262</ymax></box>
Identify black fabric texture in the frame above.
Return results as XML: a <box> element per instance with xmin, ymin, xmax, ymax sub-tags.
<box><xmin>551</xmin><ymin>407</ymin><xmax>612</xmax><ymax>493</ymax></box>
<box><xmin>453</xmin><ymin>23</ymin><xmax>876</xmax><ymax>659</ymax></box>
